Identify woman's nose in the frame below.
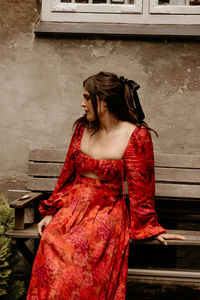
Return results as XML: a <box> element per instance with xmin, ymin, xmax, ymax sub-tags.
<box><xmin>81</xmin><ymin>100</ymin><xmax>86</xmax><ymax>107</ymax></box>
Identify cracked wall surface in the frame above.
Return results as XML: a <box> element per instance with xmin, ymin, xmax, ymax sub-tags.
<box><xmin>0</xmin><ymin>1</ymin><xmax>200</xmax><ymax>189</ymax></box>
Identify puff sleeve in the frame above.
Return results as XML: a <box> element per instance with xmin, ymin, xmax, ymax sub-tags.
<box><xmin>124</xmin><ymin>127</ymin><xmax>166</xmax><ymax>240</ymax></box>
<box><xmin>38</xmin><ymin>123</ymin><xmax>82</xmax><ymax>218</ymax></box>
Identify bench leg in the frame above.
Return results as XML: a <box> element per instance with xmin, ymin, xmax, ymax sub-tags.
<box><xmin>13</xmin><ymin>238</ymin><xmax>35</xmax><ymax>265</ymax></box>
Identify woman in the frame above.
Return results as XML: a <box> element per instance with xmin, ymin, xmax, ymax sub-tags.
<box><xmin>27</xmin><ymin>72</ymin><xmax>184</xmax><ymax>299</ymax></box>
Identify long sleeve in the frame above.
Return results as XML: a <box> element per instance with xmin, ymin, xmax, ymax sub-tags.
<box><xmin>124</xmin><ymin>127</ymin><xmax>166</xmax><ymax>240</ymax></box>
<box><xmin>38</xmin><ymin>123</ymin><xmax>81</xmax><ymax>218</ymax></box>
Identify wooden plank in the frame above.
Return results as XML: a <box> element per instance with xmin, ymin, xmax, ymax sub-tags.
<box><xmin>7</xmin><ymin>225</ymin><xmax>200</xmax><ymax>246</ymax></box>
<box><xmin>29</xmin><ymin>178</ymin><xmax>200</xmax><ymax>198</ymax></box>
<box><xmin>6</xmin><ymin>223</ymin><xmax>40</xmax><ymax>239</ymax></box>
<box><xmin>15</xmin><ymin>209</ymin><xmax>25</xmax><ymax>230</ymax></box>
<box><xmin>155</xmin><ymin>183</ymin><xmax>200</xmax><ymax>199</ymax></box>
<box><xmin>24</xmin><ymin>207</ymin><xmax>35</xmax><ymax>224</ymax></box>
<box><xmin>154</xmin><ymin>153</ymin><xmax>200</xmax><ymax>169</ymax></box>
<box><xmin>124</xmin><ymin>182</ymin><xmax>200</xmax><ymax>199</ymax></box>
<box><xmin>127</xmin><ymin>269</ymin><xmax>200</xmax><ymax>287</ymax></box>
<box><xmin>29</xmin><ymin>150</ymin><xmax>200</xmax><ymax>168</ymax></box>
<box><xmin>28</xmin><ymin>162</ymin><xmax>63</xmax><ymax>177</ymax></box>
<box><xmin>29</xmin><ymin>149</ymin><xmax>67</xmax><ymax>162</ymax></box>
<box><xmin>10</xmin><ymin>192</ymin><xmax>43</xmax><ymax>208</ymax></box>
<box><xmin>128</xmin><ymin>268</ymin><xmax>200</xmax><ymax>279</ymax></box>
<box><xmin>35</xmin><ymin>22</ymin><xmax>200</xmax><ymax>37</ymax></box>
<box><xmin>130</xmin><ymin>230</ymin><xmax>200</xmax><ymax>246</ymax></box>
<box><xmin>8</xmin><ymin>190</ymin><xmax>30</xmax><ymax>204</ymax></box>
<box><xmin>155</xmin><ymin>168</ymin><xmax>200</xmax><ymax>183</ymax></box>
<box><xmin>28</xmin><ymin>162</ymin><xmax>200</xmax><ymax>183</ymax></box>
<box><xmin>27</xmin><ymin>178</ymin><xmax>57</xmax><ymax>192</ymax></box>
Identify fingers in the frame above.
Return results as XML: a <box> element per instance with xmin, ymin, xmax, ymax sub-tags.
<box><xmin>160</xmin><ymin>234</ymin><xmax>186</xmax><ymax>240</ymax></box>
<box><xmin>38</xmin><ymin>221</ymin><xmax>45</xmax><ymax>236</ymax></box>
<box><xmin>156</xmin><ymin>235</ymin><xmax>168</xmax><ymax>246</ymax></box>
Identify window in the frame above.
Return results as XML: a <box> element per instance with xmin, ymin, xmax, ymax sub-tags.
<box><xmin>53</xmin><ymin>0</ymin><xmax>142</xmax><ymax>13</ymax></box>
<box><xmin>38</xmin><ymin>0</ymin><xmax>200</xmax><ymax>36</ymax></box>
<box><xmin>150</xmin><ymin>0</ymin><xmax>200</xmax><ymax>14</ymax></box>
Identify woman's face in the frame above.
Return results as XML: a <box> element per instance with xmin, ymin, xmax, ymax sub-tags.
<box><xmin>81</xmin><ymin>87</ymin><xmax>95</xmax><ymax>122</ymax></box>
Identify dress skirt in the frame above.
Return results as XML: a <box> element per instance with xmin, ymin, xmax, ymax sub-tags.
<box><xmin>27</xmin><ymin>175</ymin><xmax>130</xmax><ymax>300</ymax></box>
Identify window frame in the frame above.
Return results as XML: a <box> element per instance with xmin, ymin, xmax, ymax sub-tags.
<box><xmin>37</xmin><ymin>0</ymin><xmax>200</xmax><ymax>37</ymax></box>
<box><xmin>150</xmin><ymin>0</ymin><xmax>200</xmax><ymax>15</ymax></box>
<box><xmin>51</xmin><ymin>0</ymin><xmax>143</xmax><ymax>14</ymax></box>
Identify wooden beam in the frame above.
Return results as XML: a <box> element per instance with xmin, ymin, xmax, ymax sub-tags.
<box><xmin>35</xmin><ymin>22</ymin><xmax>200</xmax><ymax>38</ymax></box>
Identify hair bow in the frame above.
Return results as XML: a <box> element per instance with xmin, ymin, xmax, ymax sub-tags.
<box><xmin>119</xmin><ymin>76</ymin><xmax>145</xmax><ymax>123</ymax></box>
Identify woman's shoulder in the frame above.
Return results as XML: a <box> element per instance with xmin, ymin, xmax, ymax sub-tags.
<box><xmin>121</xmin><ymin>121</ymin><xmax>150</xmax><ymax>140</ymax></box>
<box><xmin>124</xmin><ymin>123</ymin><xmax>153</xmax><ymax>153</ymax></box>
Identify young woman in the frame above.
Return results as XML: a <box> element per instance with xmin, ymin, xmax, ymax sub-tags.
<box><xmin>27</xmin><ymin>72</ymin><xmax>184</xmax><ymax>299</ymax></box>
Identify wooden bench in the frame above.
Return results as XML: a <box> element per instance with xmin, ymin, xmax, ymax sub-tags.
<box><xmin>6</xmin><ymin>149</ymin><xmax>200</xmax><ymax>289</ymax></box>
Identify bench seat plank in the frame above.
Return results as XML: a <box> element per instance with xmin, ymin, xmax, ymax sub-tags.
<box><xmin>127</xmin><ymin>268</ymin><xmax>200</xmax><ymax>287</ymax></box>
<box><xmin>131</xmin><ymin>229</ymin><xmax>200</xmax><ymax>246</ymax></box>
<box><xmin>6</xmin><ymin>223</ymin><xmax>40</xmax><ymax>239</ymax></box>
<box><xmin>6</xmin><ymin>226</ymin><xmax>200</xmax><ymax>246</ymax></box>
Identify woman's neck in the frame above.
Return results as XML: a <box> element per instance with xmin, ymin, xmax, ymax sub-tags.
<box><xmin>98</xmin><ymin>111</ymin><xmax>120</xmax><ymax>133</ymax></box>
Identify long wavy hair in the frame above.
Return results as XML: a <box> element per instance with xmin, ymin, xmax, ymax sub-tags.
<box><xmin>74</xmin><ymin>71</ymin><xmax>157</xmax><ymax>136</ymax></box>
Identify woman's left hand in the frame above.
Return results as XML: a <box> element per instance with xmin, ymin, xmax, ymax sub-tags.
<box><xmin>155</xmin><ymin>233</ymin><xmax>186</xmax><ymax>246</ymax></box>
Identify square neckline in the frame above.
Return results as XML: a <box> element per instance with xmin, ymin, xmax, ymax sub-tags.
<box><xmin>78</xmin><ymin>125</ymin><xmax>139</xmax><ymax>162</ymax></box>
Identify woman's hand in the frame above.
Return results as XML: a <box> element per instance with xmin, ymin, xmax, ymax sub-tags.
<box><xmin>38</xmin><ymin>215</ymin><xmax>53</xmax><ymax>236</ymax></box>
<box><xmin>155</xmin><ymin>233</ymin><xmax>186</xmax><ymax>246</ymax></box>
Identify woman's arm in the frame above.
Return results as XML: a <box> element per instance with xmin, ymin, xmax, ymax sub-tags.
<box><xmin>124</xmin><ymin>127</ymin><xmax>185</xmax><ymax>244</ymax></box>
<box><xmin>124</xmin><ymin>127</ymin><xmax>167</xmax><ymax>240</ymax></box>
<box><xmin>38</xmin><ymin>123</ymin><xmax>82</xmax><ymax>219</ymax></box>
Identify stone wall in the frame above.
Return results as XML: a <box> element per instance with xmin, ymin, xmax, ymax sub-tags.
<box><xmin>0</xmin><ymin>1</ymin><xmax>200</xmax><ymax>194</ymax></box>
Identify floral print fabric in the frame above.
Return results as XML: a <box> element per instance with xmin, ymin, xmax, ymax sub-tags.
<box><xmin>27</xmin><ymin>123</ymin><xmax>166</xmax><ymax>300</ymax></box>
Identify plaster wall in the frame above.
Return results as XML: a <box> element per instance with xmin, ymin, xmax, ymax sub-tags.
<box><xmin>0</xmin><ymin>1</ymin><xmax>200</xmax><ymax>188</ymax></box>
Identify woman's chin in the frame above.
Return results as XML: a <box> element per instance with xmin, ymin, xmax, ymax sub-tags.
<box><xmin>86</xmin><ymin>115</ymin><xmax>95</xmax><ymax>122</ymax></box>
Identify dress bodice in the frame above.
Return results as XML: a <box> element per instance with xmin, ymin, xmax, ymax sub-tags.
<box><xmin>74</xmin><ymin>125</ymin><xmax>124</xmax><ymax>182</ymax></box>
<box><xmin>76</xmin><ymin>150</ymin><xmax>123</xmax><ymax>182</ymax></box>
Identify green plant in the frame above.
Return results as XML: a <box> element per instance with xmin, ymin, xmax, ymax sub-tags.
<box><xmin>0</xmin><ymin>194</ymin><xmax>25</xmax><ymax>300</ymax></box>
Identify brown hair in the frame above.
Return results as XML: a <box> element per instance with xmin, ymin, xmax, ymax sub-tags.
<box><xmin>74</xmin><ymin>71</ymin><xmax>157</xmax><ymax>136</ymax></box>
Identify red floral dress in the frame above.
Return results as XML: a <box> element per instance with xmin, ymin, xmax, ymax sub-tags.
<box><xmin>27</xmin><ymin>123</ymin><xmax>166</xmax><ymax>300</ymax></box>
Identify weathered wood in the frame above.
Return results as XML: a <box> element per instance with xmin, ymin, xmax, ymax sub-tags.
<box><xmin>127</xmin><ymin>269</ymin><xmax>200</xmax><ymax>287</ymax></box>
<box><xmin>28</xmin><ymin>162</ymin><xmax>63</xmax><ymax>177</ymax></box>
<box><xmin>10</xmin><ymin>192</ymin><xmax>43</xmax><ymax>208</ymax></box>
<box><xmin>15</xmin><ymin>209</ymin><xmax>25</xmax><ymax>230</ymax></box>
<box><xmin>124</xmin><ymin>182</ymin><xmax>200</xmax><ymax>199</ymax></box>
<box><xmin>155</xmin><ymin>167</ymin><xmax>200</xmax><ymax>183</ymax></box>
<box><xmin>35</xmin><ymin>22</ymin><xmax>200</xmax><ymax>38</ymax></box>
<box><xmin>29</xmin><ymin>150</ymin><xmax>200</xmax><ymax>168</ymax></box>
<box><xmin>131</xmin><ymin>230</ymin><xmax>200</xmax><ymax>246</ymax></box>
<box><xmin>29</xmin><ymin>178</ymin><xmax>200</xmax><ymax>198</ymax></box>
<box><xmin>27</xmin><ymin>178</ymin><xmax>57</xmax><ymax>192</ymax></box>
<box><xmin>154</xmin><ymin>153</ymin><xmax>200</xmax><ymax>168</ymax></box>
<box><xmin>24</xmin><ymin>207</ymin><xmax>35</xmax><ymax>224</ymax></box>
<box><xmin>29</xmin><ymin>149</ymin><xmax>67</xmax><ymax>162</ymax></box>
<box><xmin>155</xmin><ymin>183</ymin><xmax>200</xmax><ymax>198</ymax></box>
<box><xmin>28</xmin><ymin>162</ymin><xmax>200</xmax><ymax>184</ymax></box>
<box><xmin>8</xmin><ymin>190</ymin><xmax>30</xmax><ymax>204</ymax></box>
<box><xmin>7</xmin><ymin>225</ymin><xmax>200</xmax><ymax>247</ymax></box>
<box><xmin>6</xmin><ymin>223</ymin><xmax>40</xmax><ymax>239</ymax></box>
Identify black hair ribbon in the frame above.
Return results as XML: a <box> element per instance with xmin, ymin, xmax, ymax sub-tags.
<box><xmin>119</xmin><ymin>76</ymin><xmax>145</xmax><ymax>123</ymax></box>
